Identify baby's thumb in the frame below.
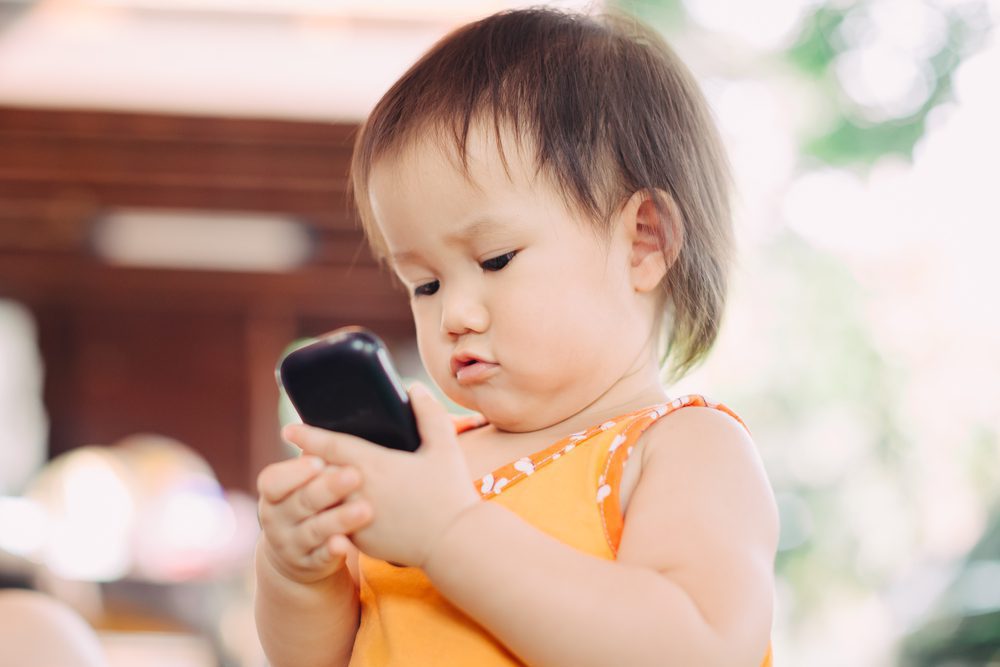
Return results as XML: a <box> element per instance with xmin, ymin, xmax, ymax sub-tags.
<box><xmin>409</xmin><ymin>383</ymin><xmax>453</xmax><ymax>451</ymax></box>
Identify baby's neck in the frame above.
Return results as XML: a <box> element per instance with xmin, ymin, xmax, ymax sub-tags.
<box><xmin>458</xmin><ymin>383</ymin><xmax>669</xmax><ymax>478</ymax></box>
<box><xmin>494</xmin><ymin>384</ymin><xmax>669</xmax><ymax>441</ymax></box>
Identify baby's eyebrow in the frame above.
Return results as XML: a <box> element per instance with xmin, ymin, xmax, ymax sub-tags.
<box><xmin>389</xmin><ymin>217</ymin><xmax>511</xmax><ymax>265</ymax></box>
<box><xmin>448</xmin><ymin>217</ymin><xmax>506</xmax><ymax>244</ymax></box>
<box><xmin>388</xmin><ymin>249</ymin><xmax>421</xmax><ymax>265</ymax></box>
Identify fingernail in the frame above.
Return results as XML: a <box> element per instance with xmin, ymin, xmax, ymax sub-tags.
<box><xmin>304</xmin><ymin>455</ymin><xmax>324</xmax><ymax>470</ymax></box>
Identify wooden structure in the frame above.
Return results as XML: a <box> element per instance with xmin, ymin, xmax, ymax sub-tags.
<box><xmin>0</xmin><ymin>105</ymin><xmax>412</xmax><ymax>491</ymax></box>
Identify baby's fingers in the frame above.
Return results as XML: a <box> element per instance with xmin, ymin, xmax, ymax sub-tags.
<box><xmin>299</xmin><ymin>500</ymin><xmax>372</xmax><ymax>553</ymax></box>
<box><xmin>289</xmin><ymin>466</ymin><xmax>362</xmax><ymax>523</ymax></box>
<box><xmin>307</xmin><ymin>535</ymin><xmax>354</xmax><ymax>570</ymax></box>
<box><xmin>257</xmin><ymin>455</ymin><xmax>324</xmax><ymax>504</ymax></box>
<box><xmin>296</xmin><ymin>502</ymin><xmax>372</xmax><ymax>569</ymax></box>
<box><xmin>259</xmin><ymin>499</ymin><xmax>369</xmax><ymax>583</ymax></box>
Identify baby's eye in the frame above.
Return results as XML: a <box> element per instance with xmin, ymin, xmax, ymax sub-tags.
<box><xmin>413</xmin><ymin>280</ymin><xmax>440</xmax><ymax>297</ymax></box>
<box><xmin>480</xmin><ymin>251</ymin><xmax>518</xmax><ymax>272</ymax></box>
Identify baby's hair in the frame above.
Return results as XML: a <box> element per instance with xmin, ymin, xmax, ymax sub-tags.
<box><xmin>350</xmin><ymin>8</ymin><xmax>733</xmax><ymax>380</ymax></box>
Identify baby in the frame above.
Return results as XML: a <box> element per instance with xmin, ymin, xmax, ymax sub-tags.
<box><xmin>255</xmin><ymin>8</ymin><xmax>778</xmax><ymax>666</ymax></box>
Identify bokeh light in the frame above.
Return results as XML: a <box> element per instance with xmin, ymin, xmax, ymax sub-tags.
<box><xmin>26</xmin><ymin>447</ymin><xmax>136</xmax><ymax>581</ymax></box>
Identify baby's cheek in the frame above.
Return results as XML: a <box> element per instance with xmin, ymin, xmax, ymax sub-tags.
<box><xmin>419</xmin><ymin>344</ymin><xmax>446</xmax><ymax>378</ymax></box>
<box><xmin>414</xmin><ymin>329</ymin><xmax>445</xmax><ymax>375</ymax></box>
<box><xmin>496</xmin><ymin>280</ymin><xmax>554</xmax><ymax>327</ymax></box>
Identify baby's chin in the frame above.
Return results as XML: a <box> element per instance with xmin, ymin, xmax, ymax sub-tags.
<box><xmin>462</xmin><ymin>401</ymin><xmax>555</xmax><ymax>434</ymax></box>
<box><xmin>438</xmin><ymin>386</ymin><xmax>507</xmax><ymax>427</ymax></box>
<box><xmin>437</xmin><ymin>380</ymin><xmax>565</xmax><ymax>433</ymax></box>
<box><xmin>433</xmin><ymin>381</ymin><xmax>476</xmax><ymax>412</ymax></box>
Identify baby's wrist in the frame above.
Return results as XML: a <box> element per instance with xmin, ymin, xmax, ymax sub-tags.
<box><xmin>258</xmin><ymin>539</ymin><xmax>350</xmax><ymax>591</ymax></box>
<box><xmin>420</xmin><ymin>500</ymin><xmax>489</xmax><ymax>574</ymax></box>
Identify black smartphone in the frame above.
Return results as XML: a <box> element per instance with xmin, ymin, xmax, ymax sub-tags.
<box><xmin>276</xmin><ymin>326</ymin><xmax>421</xmax><ymax>452</ymax></box>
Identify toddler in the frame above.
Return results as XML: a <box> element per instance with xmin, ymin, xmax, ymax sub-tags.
<box><xmin>255</xmin><ymin>8</ymin><xmax>778</xmax><ymax>666</ymax></box>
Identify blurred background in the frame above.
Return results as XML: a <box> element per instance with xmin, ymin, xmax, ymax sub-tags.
<box><xmin>0</xmin><ymin>0</ymin><xmax>997</xmax><ymax>665</ymax></box>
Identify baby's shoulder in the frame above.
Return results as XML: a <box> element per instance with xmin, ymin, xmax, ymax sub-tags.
<box><xmin>618</xmin><ymin>398</ymin><xmax>753</xmax><ymax>513</ymax></box>
<box><xmin>617</xmin><ymin>401</ymin><xmax>777</xmax><ymax>568</ymax></box>
<box><xmin>635</xmin><ymin>401</ymin><xmax>754</xmax><ymax>467</ymax></box>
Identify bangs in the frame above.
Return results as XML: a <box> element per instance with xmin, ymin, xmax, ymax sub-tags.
<box><xmin>353</xmin><ymin>10</ymin><xmax>627</xmax><ymax>245</ymax></box>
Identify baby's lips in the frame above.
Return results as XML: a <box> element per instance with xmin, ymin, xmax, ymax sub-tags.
<box><xmin>455</xmin><ymin>360</ymin><xmax>500</xmax><ymax>385</ymax></box>
<box><xmin>449</xmin><ymin>351</ymin><xmax>494</xmax><ymax>376</ymax></box>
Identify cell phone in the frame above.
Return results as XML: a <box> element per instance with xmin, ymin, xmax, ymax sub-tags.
<box><xmin>276</xmin><ymin>326</ymin><xmax>421</xmax><ymax>452</ymax></box>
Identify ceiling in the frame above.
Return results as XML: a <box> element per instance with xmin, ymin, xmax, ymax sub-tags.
<box><xmin>0</xmin><ymin>0</ymin><xmax>597</xmax><ymax>121</ymax></box>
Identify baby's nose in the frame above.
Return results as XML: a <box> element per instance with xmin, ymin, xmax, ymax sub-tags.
<box><xmin>440</xmin><ymin>289</ymin><xmax>489</xmax><ymax>335</ymax></box>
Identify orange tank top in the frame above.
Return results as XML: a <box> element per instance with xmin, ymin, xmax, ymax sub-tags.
<box><xmin>348</xmin><ymin>395</ymin><xmax>773</xmax><ymax>666</ymax></box>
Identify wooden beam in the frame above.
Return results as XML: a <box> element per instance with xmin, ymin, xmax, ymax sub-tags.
<box><xmin>0</xmin><ymin>252</ymin><xmax>409</xmax><ymax>321</ymax></box>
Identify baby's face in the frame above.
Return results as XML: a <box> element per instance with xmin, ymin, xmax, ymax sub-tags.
<box><xmin>368</xmin><ymin>126</ymin><xmax>656</xmax><ymax>432</ymax></box>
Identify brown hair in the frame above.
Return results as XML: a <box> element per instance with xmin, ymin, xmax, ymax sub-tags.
<box><xmin>350</xmin><ymin>8</ymin><xmax>733</xmax><ymax>380</ymax></box>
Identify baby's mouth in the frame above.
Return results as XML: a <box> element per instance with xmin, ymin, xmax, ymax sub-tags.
<box><xmin>451</xmin><ymin>356</ymin><xmax>499</xmax><ymax>385</ymax></box>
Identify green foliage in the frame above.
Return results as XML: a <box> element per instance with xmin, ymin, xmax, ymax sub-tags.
<box><xmin>902</xmin><ymin>610</ymin><xmax>1000</xmax><ymax>666</ymax></box>
<box><xmin>803</xmin><ymin>116</ymin><xmax>928</xmax><ymax>167</ymax></box>
<box><xmin>615</xmin><ymin>0</ymin><xmax>996</xmax><ymax>168</ymax></box>
<box><xmin>610</xmin><ymin>0</ymin><xmax>686</xmax><ymax>29</ymax></box>
<box><xmin>791</xmin><ymin>2</ymin><xmax>995</xmax><ymax>166</ymax></box>
<box><xmin>899</xmin><ymin>508</ymin><xmax>1000</xmax><ymax>665</ymax></box>
<box><xmin>786</xmin><ymin>5</ymin><xmax>848</xmax><ymax>76</ymax></box>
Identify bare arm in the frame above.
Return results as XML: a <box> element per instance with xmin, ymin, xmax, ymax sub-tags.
<box><xmin>254</xmin><ymin>540</ymin><xmax>360</xmax><ymax>667</ymax></box>
<box><xmin>422</xmin><ymin>408</ymin><xmax>779</xmax><ymax>667</ymax></box>
<box><xmin>253</xmin><ymin>452</ymin><xmax>373</xmax><ymax>667</ymax></box>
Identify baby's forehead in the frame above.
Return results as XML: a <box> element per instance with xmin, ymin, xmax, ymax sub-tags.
<box><xmin>367</xmin><ymin>118</ymin><xmax>605</xmax><ymax>259</ymax></box>
<box><xmin>376</xmin><ymin>120</ymin><xmax>543</xmax><ymax>190</ymax></box>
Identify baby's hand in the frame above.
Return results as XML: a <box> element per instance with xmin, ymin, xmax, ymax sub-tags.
<box><xmin>256</xmin><ymin>454</ymin><xmax>371</xmax><ymax>585</ymax></box>
<box><xmin>282</xmin><ymin>385</ymin><xmax>480</xmax><ymax>568</ymax></box>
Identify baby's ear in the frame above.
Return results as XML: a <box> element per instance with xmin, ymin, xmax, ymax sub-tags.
<box><xmin>623</xmin><ymin>189</ymin><xmax>682</xmax><ymax>293</ymax></box>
